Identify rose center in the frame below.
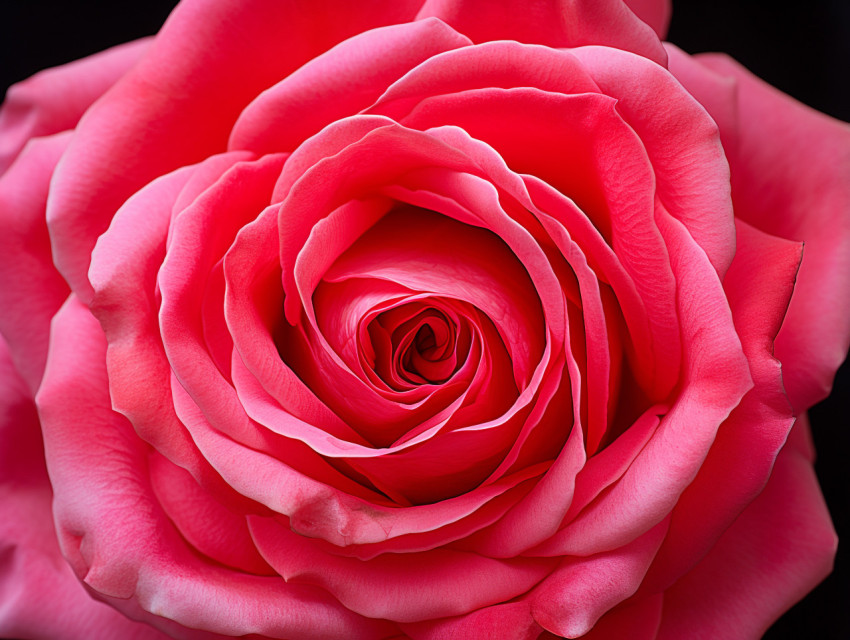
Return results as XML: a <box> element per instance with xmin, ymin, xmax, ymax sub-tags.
<box><xmin>368</xmin><ymin>303</ymin><xmax>464</xmax><ymax>390</ymax></box>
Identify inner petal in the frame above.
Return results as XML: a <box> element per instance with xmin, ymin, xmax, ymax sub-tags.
<box><xmin>371</xmin><ymin>304</ymin><xmax>461</xmax><ymax>389</ymax></box>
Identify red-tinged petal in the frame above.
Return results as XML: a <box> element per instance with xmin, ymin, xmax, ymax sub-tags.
<box><xmin>168</xmin><ymin>376</ymin><xmax>395</xmax><ymax>531</ymax></box>
<box><xmin>384</xmin><ymin>87</ymin><xmax>684</xmax><ymax>403</ymax></box>
<box><xmin>415</xmin><ymin>0</ymin><xmax>667</xmax><ymax>65</ymax></box>
<box><xmin>561</xmin><ymin>405</ymin><xmax>664</xmax><ymax>524</ymax></box>
<box><xmin>274</xmin><ymin>119</ymin><xmax>559</xmax><ymax>341</ymax></box>
<box><xmin>0</xmin><ymin>38</ymin><xmax>150</xmax><ymax>175</ymax></box>
<box><xmin>230</xmin><ymin>18</ymin><xmax>472</xmax><ymax>154</ymax></box>
<box><xmin>535</xmin><ymin>213</ymin><xmax>751</xmax><ymax>557</ymax></box>
<box><xmin>390</xmin><ymin>88</ymin><xmax>641</xmax><ymax>239</ymax></box>
<box><xmin>37</xmin><ymin>297</ymin><xmax>398</xmax><ymax>640</ymax></box>
<box><xmin>534</xmin><ymin>216</ymin><xmax>612</xmax><ymax>455</ymax></box>
<box><xmin>47</xmin><ymin>0</ymin><xmax>424</xmax><ymax>303</ymax></box>
<box><xmin>159</xmin><ymin>154</ymin><xmax>331</xmax><ymax>448</ymax></box>
<box><xmin>412</xmin><ymin>122</ymin><xmax>676</xmax><ymax>404</ymax></box>
<box><xmin>166</xmin><ymin>150</ymin><xmax>263</xmax><ymax>378</ymax></box>
<box><xmin>529</xmin><ymin>519</ymin><xmax>669</xmax><ymax>638</ymax></box>
<box><xmin>226</xmin><ymin>205</ymin><xmax>472</xmax><ymax>455</ymax></box>
<box><xmin>681</xmin><ymin>51</ymin><xmax>850</xmax><ymax>412</ymax></box>
<box><xmin>641</xmin><ymin>219</ymin><xmax>801</xmax><ymax>595</ymax></box>
<box><xmin>248</xmin><ymin>516</ymin><xmax>555</xmax><ymax>623</ymax></box>
<box><xmin>178</xmin><ymin>380</ymin><xmax>544</xmax><ymax>548</ymax></box>
<box><xmin>579</xmin><ymin>594</ymin><xmax>663</xmax><ymax>640</ymax></box>
<box><xmin>323</xmin><ymin>206</ymin><xmax>545</xmax><ymax>392</ymax></box>
<box><xmin>372</xmin><ymin>41</ymin><xmax>599</xmax><ymax>122</ymax></box>
<box><xmin>655</xmin><ymin>416</ymin><xmax>837</xmax><ymax>640</ymax></box>
<box><xmin>520</xmin><ymin>181</ymin><xmax>658</xmax><ymax>407</ymax></box>
<box><xmin>0</xmin><ymin>336</ymin><xmax>167</xmax><ymax>640</ymax></box>
<box><xmin>318</xmin><ymin>470</ymin><xmax>542</xmax><ymax>560</ymax></box>
<box><xmin>89</xmin><ymin>161</ymin><xmax>252</xmax><ymax>511</ymax></box>
<box><xmin>148</xmin><ymin>452</ymin><xmax>274</xmax><ymax>576</ymax></box>
<box><xmin>663</xmin><ymin>45</ymin><xmax>739</xmax><ymax>156</ymax></box>
<box><xmin>0</xmin><ymin>132</ymin><xmax>70</xmax><ymax>395</ymax></box>
<box><xmin>572</xmin><ymin>46</ymin><xmax>735</xmax><ymax>280</ymax></box>
<box><xmin>167</xmin><ymin>150</ymin><xmax>258</xmax><ymax>230</ymax></box>
<box><xmin>464</xmin><ymin>400</ymin><xmax>584</xmax><ymax>557</ymax></box>
<box><xmin>623</xmin><ymin>0</ymin><xmax>670</xmax><ymax>39</ymax></box>
<box><xmin>402</xmin><ymin>602</ymin><xmax>541</xmax><ymax>640</ymax></box>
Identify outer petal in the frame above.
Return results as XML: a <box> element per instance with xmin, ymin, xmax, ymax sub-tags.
<box><xmin>229</xmin><ymin>18</ymin><xmax>472</xmax><ymax>154</ymax></box>
<box><xmin>402</xmin><ymin>602</ymin><xmax>541</xmax><ymax>640</ymax></box>
<box><xmin>639</xmin><ymin>219</ymin><xmax>801</xmax><ymax>595</ymax></box>
<box><xmin>415</xmin><ymin>0</ymin><xmax>667</xmax><ymax>65</ymax></box>
<box><xmin>36</xmin><ymin>297</ymin><xmax>398</xmax><ymax>640</ymax></box>
<box><xmin>533</xmin><ymin>212</ymin><xmax>751</xmax><ymax>558</ymax></box>
<box><xmin>47</xmin><ymin>0</ymin><xmax>425</xmax><ymax>303</ymax></box>
<box><xmin>529</xmin><ymin>519</ymin><xmax>669</xmax><ymax>638</ymax></box>
<box><xmin>578</xmin><ymin>594</ymin><xmax>663</xmax><ymax>640</ymax></box>
<box><xmin>655</xmin><ymin>416</ymin><xmax>837</xmax><ymax>639</ymax></box>
<box><xmin>623</xmin><ymin>0</ymin><xmax>670</xmax><ymax>39</ymax></box>
<box><xmin>571</xmin><ymin>46</ymin><xmax>735</xmax><ymax>279</ymax></box>
<box><xmin>0</xmin><ymin>133</ymin><xmax>70</xmax><ymax>395</ymax></box>
<box><xmin>667</xmin><ymin>45</ymin><xmax>850</xmax><ymax>412</ymax></box>
<box><xmin>0</xmin><ymin>38</ymin><xmax>150</xmax><ymax>175</ymax></box>
<box><xmin>0</xmin><ymin>336</ymin><xmax>166</xmax><ymax>639</ymax></box>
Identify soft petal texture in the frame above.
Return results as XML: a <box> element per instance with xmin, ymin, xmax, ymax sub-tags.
<box><xmin>47</xmin><ymin>0</ymin><xmax>425</xmax><ymax>303</ymax></box>
<box><xmin>655</xmin><ymin>416</ymin><xmax>837</xmax><ymax>639</ymax></box>
<box><xmin>0</xmin><ymin>336</ymin><xmax>167</xmax><ymax>640</ymax></box>
<box><xmin>415</xmin><ymin>0</ymin><xmax>667</xmax><ymax>65</ymax></box>
<box><xmin>402</xmin><ymin>602</ymin><xmax>541</xmax><ymax>640</ymax></box>
<box><xmin>533</xmin><ymin>212</ymin><xmax>752</xmax><ymax>558</ymax></box>
<box><xmin>0</xmin><ymin>38</ymin><xmax>150</xmax><ymax>175</ymax></box>
<box><xmin>570</xmin><ymin>46</ymin><xmax>735</xmax><ymax>279</ymax></box>
<box><xmin>229</xmin><ymin>18</ymin><xmax>472</xmax><ymax>154</ymax></box>
<box><xmin>1</xmin><ymin>3</ymin><xmax>846</xmax><ymax>638</ymax></box>
<box><xmin>529</xmin><ymin>519</ymin><xmax>669</xmax><ymax>637</ymax></box>
<box><xmin>667</xmin><ymin>44</ymin><xmax>850</xmax><ymax>412</ymax></box>
<box><xmin>580</xmin><ymin>595</ymin><xmax>663</xmax><ymax>640</ymax></box>
<box><xmin>623</xmin><ymin>0</ymin><xmax>670</xmax><ymax>38</ymax></box>
<box><xmin>249</xmin><ymin>516</ymin><xmax>554</xmax><ymax>623</ymax></box>
<box><xmin>37</xmin><ymin>297</ymin><xmax>399</xmax><ymax>640</ymax></box>
<box><xmin>639</xmin><ymin>219</ymin><xmax>801</xmax><ymax>594</ymax></box>
<box><xmin>0</xmin><ymin>132</ymin><xmax>70</xmax><ymax>395</ymax></box>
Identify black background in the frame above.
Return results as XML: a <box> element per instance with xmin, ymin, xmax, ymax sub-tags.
<box><xmin>1</xmin><ymin>2</ymin><xmax>847</xmax><ymax>638</ymax></box>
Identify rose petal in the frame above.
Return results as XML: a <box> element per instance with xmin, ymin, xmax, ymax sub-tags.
<box><xmin>580</xmin><ymin>594</ymin><xmax>663</xmax><ymax>640</ymax></box>
<box><xmin>323</xmin><ymin>206</ymin><xmax>544</xmax><ymax>391</ymax></box>
<box><xmin>0</xmin><ymin>132</ymin><xmax>70</xmax><ymax>395</ymax></box>
<box><xmin>0</xmin><ymin>38</ymin><xmax>150</xmax><ymax>175</ymax></box>
<box><xmin>640</xmin><ymin>219</ymin><xmax>801</xmax><ymax>595</ymax></box>
<box><xmin>230</xmin><ymin>18</ymin><xmax>472</xmax><ymax>154</ymax></box>
<box><xmin>383</xmin><ymin>88</ymin><xmax>683</xmax><ymax>401</ymax></box>
<box><xmin>148</xmin><ymin>451</ymin><xmax>275</xmax><ymax>576</ymax></box>
<box><xmin>673</xmin><ymin>49</ymin><xmax>850</xmax><ymax>412</ymax></box>
<box><xmin>47</xmin><ymin>0</ymin><xmax>425</xmax><ymax>302</ymax></box>
<box><xmin>226</xmin><ymin>204</ymin><xmax>480</xmax><ymax>457</ymax></box>
<box><xmin>535</xmin><ymin>212</ymin><xmax>752</xmax><ymax>557</ymax></box>
<box><xmin>88</xmin><ymin>161</ymin><xmax>245</xmax><ymax>505</ymax></box>
<box><xmin>529</xmin><ymin>518</ymin><xmax>669</xmax><ymax>638</ymax></box>
<box><xmin>402</xmin><ymin>602</ymin><xmax>541</xmax><ymax>640</ymax></box>
<box><xmin>415</xmin><ymin>0</ymin><xmax>667</xmax><ymax>65</ymax></box>
<box><xmin>372</xmin><ymin>41</ymin><xmax>600</xmax><ymax>122</ymax></box>
<box><xmin>571</xmin><ymin>45</ymin><xmax>736</xmax><ymax>280</ymax></box>
<box><xmin>655</xmin><ymin>416</ymin><xmax>837</xmax><ymax>639</ymax></box>
<box><xmin>37</xmin><ymin>296</ymin><xmax>397</xmax><ymax>640</ymax></box>
<box><xmin>0</xmin><ymin>335</ymin><xmax>167</xmax><ymax>640</ymax></box>
<box><xmin>623</xmin><ymin>0</ymin><xmax>670</xmax><ymax>39</ymax></box>
<box><xmin>248</xmin><ymin>516</ymin><xmax>556</xmax><ymax>623</ymax></box>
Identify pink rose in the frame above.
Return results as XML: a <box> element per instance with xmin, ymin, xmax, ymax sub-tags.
<box><xmin>1</xmin><ymin>1</ymin><xmax>848</xmax><ymax>638</ymax></box>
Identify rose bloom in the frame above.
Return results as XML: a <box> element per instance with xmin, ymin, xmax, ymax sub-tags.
<box><xmin>1</xmin><ymin>0</ymin><xmax>848</xmax><ymax>638</ymax></box>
